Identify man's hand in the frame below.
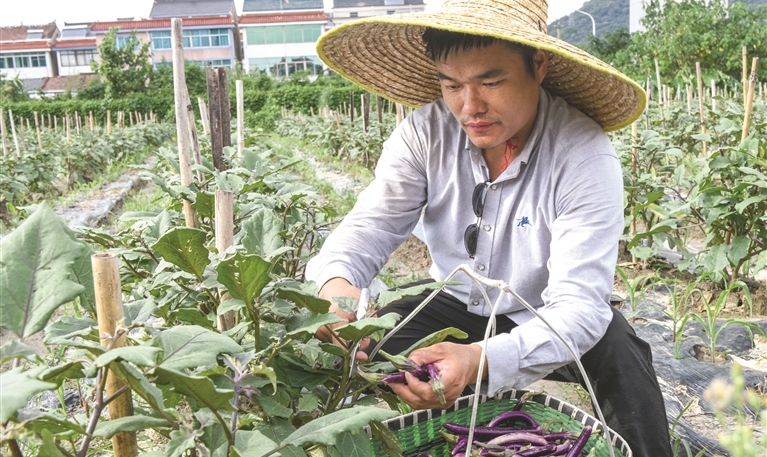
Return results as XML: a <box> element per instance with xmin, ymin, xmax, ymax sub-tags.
<box><xmin>389</xmin><ymin>342</ymin><xmax>486</xmax><ymax>409</ymax></box>
<box><xmin>317</xmin><ymin>277</ymin><xmax>370</xmax><ymax>361</ymax></box>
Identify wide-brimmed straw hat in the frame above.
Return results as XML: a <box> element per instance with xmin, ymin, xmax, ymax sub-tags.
<box><xmin>317</xmin><ymin>0</ymin><xmax>646</xmax><ymax>131</ymax></box>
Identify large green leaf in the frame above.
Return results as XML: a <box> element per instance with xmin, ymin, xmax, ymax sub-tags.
<box><xmin>68</xmin><ymin>241</ymin><xmax>96</xmax><ymax>314</ymax></box>
<box><xmin>39</xmin><ymin>429</ymin><xmax>69</xmax><ymax>457</ymax></box>
<box><xmin>0</xmin><ymin>204</ymin><xmax>86</xmax><ymax>339</ymax></box>
<box><xmin>285</xmin><ymin>313</ymin><xmax>344</xmax><ymax>340</ymax></box>
<box><xmin>728</xmin><ymin>235</ymin><xmax>751</xmax><ymax>266</ymax></box>
<box><xmin>280</xmin><ymin>407</ymin><xmax>397</xmax><ymax>448</ymax></box>
<box><xmin>109</xmin><ymin>361</ymin><xmax>165</xmax><ymax>412</ymax></box>
<box><xmin>152</xmin><ymin>227</ymin><xmax>210</xmax><ymax>280</ymax></box>
<box><xmin>376</xmin><ymin>281</ymin><xmax>461</xmax><ymax>308</ymax></box>
<box><xmin>0</xmin><ymin>366</ymin><xmax>56</xmax><ymax>422</ymax></box>
<box><xmin>0</xmin><ymin>340</ymin><xmax>40</xmax><ymax>364</ymax></box>
<box><xmin>255</xmin><ymin>395</ymin><xmax>292</xmax><ymax>418</ymax></box>
<box><xmin>275</xmin><ymin>287</ymin><xmax>330</xmax><ymax>314</ymax></box>
<box><xmin>124</xmin><ymin>298</ymin><xmax>158</xmax><ymax>326</ymax></box>
<box><xmin>157</xmin><ymin>325</ymin><xmax>242</xmax><ymax>371</ymax></box>
<box><xmin>241</xmin><ymin>208</ymin><xmax>284</xmax><ymax>259</ymax></box>
<box><xmin>402</xmin><ymin>327</ymin><xmax>469</xmax><ymax>356</ymax></box>
<box><xmin>254</xmin><ymin>418</ymin><xmax>304</xmax><ymax>457</ymax></box>
<box><xmin>232</xmin><ymin>429</ymin><xmax>279</xmax><ymax>457</ymax></box>
<box><xmin>94</xmin><ymin>415</ymin><xmax>171</xmax><ymax>438</ymax></box>
<box><xmin>216</xmin><ymin>252</ymin><xmax>272</xmax><ymax>307</ymax></box>
<box><xmin>40</xmin><ymin>361</ymin><xmax>86</xmax><ymax>386</ymax></box>
<box><xmin>166</xmin><ymin>427</ymin><xmax>202</xmax><ymax>457</ymax></box>
<box><xmin>152</xmin><ymin>366</ymin><xmax>234</xmax><ymax>411</ymax></box>
<box><xmin>94</xmin><ymin>346</ymin><xmax>162</xmax><ymax>368</ymax></box>
<box><xmin>333</xmin><ymin>430</ymin><xmax>373</xmax><ymax>457</ymax></box>
<box><xmin>16</xmin><ymin>409</ymin><xmax>86</xmax><ymax>435</ymax></box>
<box><xmin>335</xmin><ymin>314</ymin><xmax>400</xmax><ymax>342</ymax></box>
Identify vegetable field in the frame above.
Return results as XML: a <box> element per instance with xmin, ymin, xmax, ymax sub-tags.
<box><xmin>1</xmin><ymin>61</ymin><xmax>767</xmax><ymax>457</ymax></box>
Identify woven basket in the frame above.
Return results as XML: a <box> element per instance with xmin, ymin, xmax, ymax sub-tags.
<box><xmin>369</xmin><ymin>389</ymin><xmax>632</xmax><ymax>457</ymax></box>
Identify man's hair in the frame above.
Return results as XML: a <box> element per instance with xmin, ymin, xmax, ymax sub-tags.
<box><xmin>422</xmin><ymin>28</ymin><xmax>538</xmax><ymax>79</ymax></box>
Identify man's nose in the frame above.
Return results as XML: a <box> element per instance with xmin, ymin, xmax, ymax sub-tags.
<box><xmin>463</xmin><ymin>87</ymin><xmax>487</xmax><ymax>115</ymax></box>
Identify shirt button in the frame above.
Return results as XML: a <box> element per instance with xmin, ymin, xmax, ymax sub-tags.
<box><xmin>491</xmin><ymin>184</ymin><xmax>497</xmax><ymax>190</ymax></box>
<box><xmin>477</xmin><ymin>264</ymin><xmax>485</xmax><ymax>271</ymax></box>
<box><xmin>472</xmin><ymin>299</ymin><xmax>480</xmax><ymax>306</ymax></box>
<box><xmin>483</xmin><ymin>224</ymin><xmax>491</xmax><ymax>231</ymax></box>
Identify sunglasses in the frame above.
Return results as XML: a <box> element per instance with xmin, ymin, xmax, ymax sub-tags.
<box><xmin>464</xmin><ymin>181</ymin><xmax>489</xmax><ymax>258</ymax></box>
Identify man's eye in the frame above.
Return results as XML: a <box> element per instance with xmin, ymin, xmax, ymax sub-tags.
<box><xmin>484</xmin><ymin>81</ymin><xmax>500</xmax><ymax>87</ymax></box>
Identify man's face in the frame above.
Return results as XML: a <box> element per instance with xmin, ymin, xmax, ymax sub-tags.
<box><xmin>435</xmin><ymin>42</ymin><xmax>548</xmax><ymax>154</ymax></box>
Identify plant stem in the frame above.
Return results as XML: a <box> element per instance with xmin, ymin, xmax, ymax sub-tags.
<box><xmin>78</xmin><ymin>367</ymin><xmax>109</xmax><ymax>457</ymax></box>
<box><xmin>6</xmin><ymin>440</ymin><xmax>23</xmax><ymax>457</ymax></box>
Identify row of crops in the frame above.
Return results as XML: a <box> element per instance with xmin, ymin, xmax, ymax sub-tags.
<box><xmin>0</xmin><ymin>82</ymin><xmax>765</xmax><ymax>457</ymax></box>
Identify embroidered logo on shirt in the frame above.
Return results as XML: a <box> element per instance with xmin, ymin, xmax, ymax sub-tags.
<box><xmin>517</xmin><ymin>216</ymin><xmax>531</xmax><ymax>228</ymax></box>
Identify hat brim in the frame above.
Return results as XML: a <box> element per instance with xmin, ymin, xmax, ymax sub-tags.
<box><xmin>317</xmin><ymin>13</ymin><xmax>646</xmax><ymax>132</ymax></box>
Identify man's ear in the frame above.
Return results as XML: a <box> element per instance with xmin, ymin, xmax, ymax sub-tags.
<box><xmin>533</xmin><ymin>50</ymin><xmax>548</xmax><ymax>84</ymax></box>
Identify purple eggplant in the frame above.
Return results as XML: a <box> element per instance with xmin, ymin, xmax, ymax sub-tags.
<box><xmin>487</xmin><ymin>410</ymin><xmax>540</xmax><ymax>429</ymax></box>
<box><xmin>552</xmin><ymin>439</ymin><xmax>573</xmax><ymax>456</ymax></box>
<box><xmin>379</xmin><ymin>350</ymin><xmax>430</xmax><ymax>381</ymax></box>
<box><xmin>356</xmin><ymin>368</ymin><xmax>406</xmax><ymax>385</ymax></box>
<box><xmin>486</xmin><ymin>431</ymin><xmax>548</xmax><ymax>447</ymax></box>
<box><xmin>517</xmin><ymin>444</ymin><xmax>558</xmax><ymax>457</ymax></box>
<box><xmin>564</xmin><ymin>426</ymin><xmax>592</xmax><ymax>457</ymax></box>
<box><xmin>442</xmin><ymin>422</ymin><xmax>542</xmax><ymax>438</ymax></box>
<box><xmin>426</xmin><ymin>363</ymin><xmax>446</xmax><ymax>404</ymax></box>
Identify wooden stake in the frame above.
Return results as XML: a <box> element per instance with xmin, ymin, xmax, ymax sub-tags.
<box><xmin>171</xmin><ymin>17</ymin><xmax>198</xmax><ymax>228</ymax></box>
<box><xmin>236</xmin><ymin>79</ymin><xmax>244</xmax><ymax>157</ymax></box>
<box><xmin>47</xmin><ymin>113</ymin><xmax>51</xmax><ymax>131</ymax></box>
<box><xmin>654</xmin><ymin>58</ymin><xmax>666</xmax><ymax>130</ymax></box>
<box><xmin>54</xmin><ymin>115</ymin><xmax>58</xmax><ymax>132</ymax></box>
<box><xmin>742</xmin><ymin>57</ymin><xmax>759</xmax><ymax>142</ymax></box>
<box><xmin>696</xmin><ymin>62</ymin><xmax>707</xmax><ymax>154</ymax></box>
<box><xmin>0</xmin><ymin>108</ymin><xmax>7</xmax><ymax>156</ymax></box>
<box><xmin>92</xmin><ymin>253</ymin><xmax>138</xmax><ymax>457</ymax></box>
<box><xmin>742</xmin><ymin>46</ymin><xmax>748</xmax><ymax>107</ymax></box>
<box><xmin>75</xmin><ymin>112</ymin><xmax>80</xmax><ymax>135</ymax></box>
<box><xmin>66</xmin><ymin>112</ymin><xmax>72</xmax><ymax>143</ymax></box>
<box><xmin>710</xmin><ymin>79</ymin><xmax>716</xmax><ymax>113</ymax></box>
<box><xmin>89</xmin><ymin>111</ymin><xmax>94</xmax><ymax>130</ymax></box>
<box><xmin>8</xmin><ymin>109</ymin><xmax>19</xmax><ymax>156</ymax></box>
<box><xmin>18</xmin><ymin>119</ymin><xmax>27</xmax><ymax>152</ymax></box>
<box><xmin>184</xmin><ymin>94</ymin><xmax>205</xmax><ymax>184</ymax></box>
<box><xmin>686</xmin><ymin>84</ymin><xmax>692</xmax><ymax>115</ymax></box>
<box><xmin>206</xmin><ymin>67</ymin><xmax>224</xmax><ymax>171</ymax></box>
<box><xmin>33</xmin><ymin>111</ymin><xmax>42</xmax><ymax>148</ymax></box>
<box><xmin>349</xmin><ymin>92</ymin><xmax>355</xmax><ymax>127</ymax></box>
<box><xmin>361</xmin><ymin>93</ymin><xmax>370</xmax><ymax>133</ymax></box>
<box><xmin>107</xmin><ymin>110</ymin><xmax>112</xmax><ymax>134</ymax></box>
<box><xmin>218</xmin><ymin>67</ymin><xmax>231</xmax><ymax>148</ymax></box>
<box><xmin>215</xmin><ymin>190</ymin><xmax>236</xmax><ymax>331</ymax></box>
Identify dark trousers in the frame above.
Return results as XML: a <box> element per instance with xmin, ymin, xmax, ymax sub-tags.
<box><xmin>371</xmin><ymin>281</ymin><xmax>673</xmax><ymax>457</ymax></box>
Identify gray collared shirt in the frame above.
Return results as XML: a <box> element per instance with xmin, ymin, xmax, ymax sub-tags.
<box><xmin>306</xmin><ymin>88</ymin><xmax>623</xmax><ymax>395</ymax></box>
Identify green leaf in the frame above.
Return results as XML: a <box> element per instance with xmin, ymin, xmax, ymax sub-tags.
<box><xmin>369</xmin><ymin>420</ymin><xmax>402</xmax><ymax>457</ymax></box>
<box><xmin>254</xmin><ymin>418</ymin><xmax>304</xmax><ymax>457</ymax></box>
<box><xmin>402</xmin><ymin>327</ymin><xmax>469</xmax><ymax>356</ymax></box>
<box><xmin>242</xmin><ymin>208</ymin><xmax>284</xmax><ymax>259</ymax></box>
<box><xmin>94</xmin><ymin>415</ymin><xmax>171</xmax><ymax>438</ymax></box>
<box><xmin>703</xmin><ymin>244</ymin><xmax>730</xmax><ymax>274</ymax></box>
<box><xmin>0</xmin><ymin>340</ymin><xmax>40</xmax><ymax>364</ymax></box>
<box><xmin>232</xmin><ymin>429</ymin><xmax>279</xmax><ymax>457</ymax></box>
<box><xmin>727</xmin><ymin>235</ymin><xmax>751</xmax><ymax>266</ymax></box>
<box><xmin>69</xmin><ymin>242</ymin><xmax>96</xmax><ymax>314</ymax></box>
<box><xmin>693</xmin><ymin>133</ymin><xmax>712</xmax><ymax>142</ymax></box>
<box><xmin>335</xmin><ymin>314</ymin><xmax>400</xmax><ymax>342</ymax></box>
<box><xmin>0</xmin><ymin>366</ymin><xmax>56</xmax><ymax>422</ymax></box>
<box><xmin>158</xmin><ymin>325</ymin><xmax>242</xmax><ymax>371</ymax></box>
<box><xmin>216</xmin><ymin>252</ymin><xmax>272</xmax><ymax>307</ymax></box>
<box><xmin>95</xmin><ymin>346</ymin><xmax>162</xmax><ymax>368</ymax></box>
<box><xmin>124</xmin><ymin>299</ymin><xmax>158</xmax><ymax>326</ymax></box>
<box><xmin>39</xmin><ymin>429</ymin><xmax>69</xmax><ymax>457</ymax></box>
<box><xmin>377</xmin><ymin>281</ymin><xmax>461</xmax><ymax>308</ymax></box>
<box><xmin>280</xmin><ymin>407</ymin><xmax>397</xmax><ymax>448</ymax></box>
<box><xmin>16</xmin><ymin>409</ymin><xmax>86</xmax><ymax>435</ymax></box>
<box><xmin>218</xmin><ymin>298</ymin><xmax>245</xmax><ymax>315</ymax></box>
<box><xmin>166</xmin><ymin>427</ymin><xmax>202</xmax><ymax>457</ymax></box>
<box><xmin>276</xmin><ymin>287</ymin><xmax>331</xmax><ymax>314</ymax></box>
<box><xmin>255</xmin><ymin>395</ymin><xmax>292</xmax><ymax>418</ymax></box>
<box><xmin>152</xmin><ymin>227</ymin><xmax>210</xmax><ymax>280</ymax></box>
<box><xmin>44</xmin><ymin>315</ymin><xmax>97</xmax><ymax>344</ymax></box>
<box><xmin>40</xmin><ymin>361</ymin><xmax>85</xmax><ymax>386</ymax></box>
<box><xmin>333</xmin><ymin>430</ymin><xmax>373</xmax><ymax>457</ymax></box>
<box><xmin>109</xmin><ymin>361</ymin><xmax>165</xmax><ymax>412</ymax></box>
<box><xmin>734</xmin><ymin>196</ymin><xmax>764</xmax><ymax>213</ymax></box>
<box><xmin>192</xmin><ymin>191</ymin><xmax>216</xmax><ymax>219</ymax></box>
<box><xmin>152</xmin><ymin>366</ymin><xmax>235</xmax><ymax>411</ymax></box>
<box><xmin>285</xmin><ymin>313</ymin><xmax>344</xmax><ymax>340</ymax></box>
<box><xmin>0</xmin><ymin>203</ymin><xmax>86</xmax><ymax>339</ymax></box>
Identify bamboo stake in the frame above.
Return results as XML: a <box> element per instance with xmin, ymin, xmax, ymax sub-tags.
<box><xmin>197</xmin><ymin>97</ymin><xmax>210</xmax><ymax>135</ymax></box>
<box><xmin>361</xmin><ymin>93</ymin><xmax>370</xmax><ymax>133</ymax></box>
<box><xmin>742</xmin><ymin>46</ymin><xmax>748</xmax><ymax>107</ymax></box>
<box><xmin>742</xmin><ymin>57</ymin><xmax>759</xmax><ymax>142</ymax></box>
<box><xmin>129</xmin><ymin>111</ymin><xmax>134</xmax><ymax>126</ymax></box>
<box><xmin>89</xmin><ymin>111</ymin><xmax>94</xmax><ymax>130</ymax></box>
<box><xmin>236</xmin><ymin>79</ymin><xmax>244</xmax><ymax>157</ymax></box>
<box><xmin>54</xmin><ymin>115</ymin><xmax>58</xmax><ymax>132</ymax></box>
<box><xmin>710</xmin><ymin>79</ymin><xmax>716</xmax><ymax>113</ymax></box>
<box><xmin>92</xmin><ymin>253</ymin><xmax>138</xmax><ymax>457</ymax></box>
<box><xmin>218</xmin><ymin>68</ymin><xmax>231</xmax><ymax>148</ymax></box>
<box><xmin>26</xmin><ymin>118</ymin><xmax>30</xmax><ymax>132</ymax></box>
<box><xmin>206</xmin><ymin>67</ymin><xmax>225</xmax><ymax>171</ymax></box>
<box><xmin>8</xmin><ymin>109</ymin><xmax>19</xmax><ymax>156</ymax></box>
<box><xmin>66</xmin><ymin>112</ymin><xmax>72</xmax><ymax>143</ymax></box>
<box><xmin>47</xmin><ymin>113</ymin><xmax>51</xmax><ymax>131</ymax></box>
<box><xmin>215</xmin><ymin>190</ymin><xmax>237</xmax><ymax>331</ymax></box>
<box><xmin>171</xmin><ymin>17</ymin><xmax>198</xmax><ymax>228</ymax></box>
<box><xmin>18</xmin><ymin>119</ymin><xmax>27</xmax><ymax>152</ymax></box>
<box><xmin>696</xmin><ymin>62</ymin><xmax>707</xmax><ymax>154</ymax></box>
<box><xmin>349</xmin><ymin>92</ymin><xmax>355</xmax><ymax>127</ymax></box>
<box><xmin>686</xmin><ymin>84</ymin><xmax>692</xmax><ymax>115</ymax></box>
<box><xmin>654</xmin><ymin>58</ymin><xmax>666</xmax><ymax>130</ymax></box>
<box><xmin>107</xmin><ymin>110</ymin><xmax>112</xmax><ymax>134</ymax></box>
<box><xmin>184</xmin><ymin>94</ymin><xmax>205</xmax><ymax>184</ymax></box>
<box><xmin>75</xmin><ymin>112</ymin><xmax>80</xmax><ymax>135</ymax></box>
<box><xmin>0</xmin><ymin>108</ymin><xmax>8</xmax><ymax>156</ymax></box>
<box><xmin>34</xmin><ymin>112</ymin><xmax>42</xmax><ymax>148</ymax></box>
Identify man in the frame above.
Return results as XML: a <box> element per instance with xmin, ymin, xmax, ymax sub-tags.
<box><xmin>306</xmin><ymin>1</ymin><xmax>671</xmax><ymax>456</ymax></box>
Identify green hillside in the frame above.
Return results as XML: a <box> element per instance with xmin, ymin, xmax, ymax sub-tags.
<box><xmin>549</xmin><ymin>0</ymin><xmax>766</xmax><ymax>46</ymax></box>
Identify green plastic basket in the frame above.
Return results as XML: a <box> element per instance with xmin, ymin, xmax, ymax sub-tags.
<box><xmin>369</xmin><ymin>389</ymin><xmax>632</xmax><ymax>457</ymax></box>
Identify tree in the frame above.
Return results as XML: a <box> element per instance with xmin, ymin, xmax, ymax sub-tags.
<box><xmin>92</xmin><ymin>28</ymin><xmax>152</xmax><ymax>99</ymax></box>
<box><xmin>0</xmin><ymin>73</ymin><xmax>29</xmax><ymax>103</ymax></box>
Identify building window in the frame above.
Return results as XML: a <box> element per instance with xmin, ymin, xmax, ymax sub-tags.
<box><xmin>193</xmin><ymin>59</ymin><xmax>232</xmax><ymax>68</ymax></box>
<box><xmin>350</xmin><ymin>12</ymin><xmax>359</xmax><ymax>17</ymax></box>
<box><xmin>246</xmin><ymin>24</ymin><xmax>322</xmax><ymax>45</ymax></box>
<box><xmin>115</xmin><ymin>35</ymin><xmax>141</xmax><ymax>50</ymax></box>
<box><xmin>249</xmin><ymin>56</ymin><xmax>323</xmax><ymax>77</ymax></box>
<box><xmin>150</xmin><ymin>31</ymin><xmax>171</xmax><ymax>50</ymax></box>
<box><xmin>60</xmin><ymin>49</ymin><xmax>98</xmax><ymax>67</ymax></box>
<box><xmin>0</xmin><ymin>52</ymin><xmax>47</xmax><ymax>69</ymax></box>
<box><xmin>183</xmin><ymin>28</ymin><xmax>230</xmax><ymax>48</ymax></box>
<box><xmin>387</xmin><ymin>10</ymin><xmax>395</xmax><ymax>14</ymax></box>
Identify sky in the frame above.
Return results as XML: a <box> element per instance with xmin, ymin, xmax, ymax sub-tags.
<box><xmin>0</xmin><ymin>0</ymin><xmax>586</xmax><ymax>27</ymax></box>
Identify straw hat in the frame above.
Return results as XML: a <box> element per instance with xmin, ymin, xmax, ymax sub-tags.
<box><xmin>317</xmin><ymin>0</ymin><xmax>646</xmax><ymax>131</ymax></box>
